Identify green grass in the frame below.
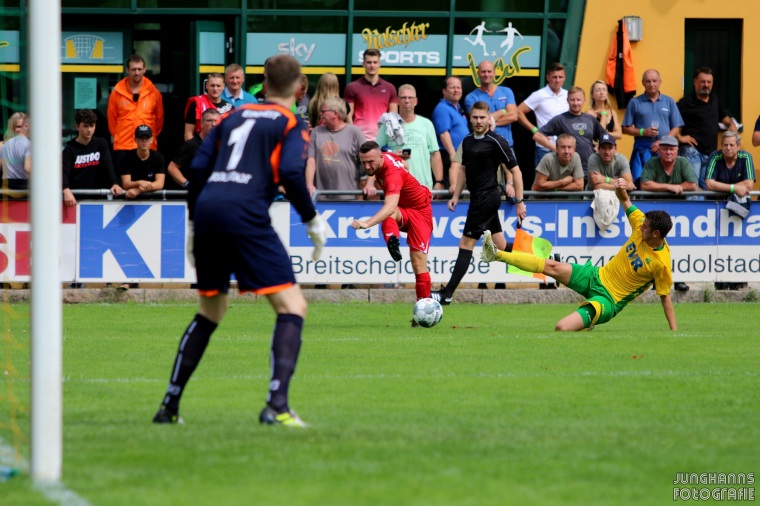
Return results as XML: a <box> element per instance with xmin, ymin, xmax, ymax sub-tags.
<box><xmin>1</xmin><ymin>301</ymin><xmax>759</xmax><ymax>505</ymax></box>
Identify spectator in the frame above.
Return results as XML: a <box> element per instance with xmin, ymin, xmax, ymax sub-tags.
<box><xmin>706</xmin><ymin>131</ymin><xmax>755</xmax><ymax>290</ymax></box>
<box><xmin>344</xmin><ymin>48</ymin><xmax>398</xmax><ymax>140</ymax></box>
<box><xmin>119</xmin><ymin>125</ymin><xmax>165</xmax><ymax>199</ymax></box>
<box><xmin>588</xmin><ymin>133</ymin><xmax>635</xmax><ymax>191</ymax></box>
<box><xmin>517</xmin><ymin>62</ymin><xmax>569</xmax><ymax>166</ymax></box>
<box><xmin>62</xmin><ymin>109</ymin><xmax>123</xmax><ymax>207</ymax></box>
<box><xmin>533</xmin><ymin>86</ymin><xmax>606</xmax><ymax>181</ymax></box>
<box><xmin>753</xmin><ymin>115</ymin><xmax>760</xmax><ymax>147</ymax></box>
<box><xmin>107</xmin><ymin>54</ymin><xmax>164</xmax><ymax>167</ymax></box>
<box><xmin>167</xmin><ymin>108</ymin><xmax>220</xmax><ymax>190</ymax></box>
<box><xmin>308</xmin><ymin>72</ymin><xmax>340</xmax><ymax>129</ymax></box>
<box><xmin>587</xmin><ymin>80</ymin><xmax>622</xmax><ymax>139</ymax></box>
<box><xmin>1</xmin><ymin>112</ymin><xmax>26</xmax><ymax>171</ymax></box>
<box><xmin>432</xmin><ymin>76</ymin><xmax>469</xmax><ymax>190</ymax></box>
<box><xmin>376</xmin><ymin>84</ymin><xmax>443</xmax><ymax>191</ymax></box>
<box><xmin>295</xmin><ymin>74</ymin><xmax>310</xmax><ymax>123</ymax></box>
<box><xmin>621</xmin><ymin>69</ymin><xmax>684</xmax><ymax>185</ymax></box>
<box><xmin>305</xmin><ymin>97</ymin><xmax>371</xmax><ymax>200</ymax></box>
<box><xmin>1</xmin><ymin>113</ymin><xmax>30</xmax><ymax>191</ymax></box>
<box><xmin>640</xmin><ymin>135</ymin><xmax>696</xmax><ymax>292</ymax></box>
<box><xmin>221</xmin><ymin>63</ymin><xmax>257</xmax><ymax>108</ymax></box>
<box><xmin>464</xmin><ymin>59</ymin><xmax>518</xmax><ymax>148</ymax></box>
<box><xmin>676</xmin><ymin>67</ymin><xmax>735</xmax><ymax>192</ymax></box>
<box><xmin>532</xmin><ymin>133</ymin><xmax>584</xmax><ymax>193</ymax></box>
<box><xmin>184</xmin><ymin>72</ymin><xmax>233</xmax><ymax>141</ymax></box>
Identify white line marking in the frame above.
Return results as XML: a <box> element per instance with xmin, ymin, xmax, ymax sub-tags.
<box><xmin>0</xmin><ymin>436</ymin><xmax>91</xmax><ymax>506</ymax></box>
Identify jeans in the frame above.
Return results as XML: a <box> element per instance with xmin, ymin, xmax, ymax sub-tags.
<box><xmin>679</xmin><ymin>145</ymin><xmax>708</xmax><ymax>200</ymax></box>
<box><xmin>535</xmin><ymin>145</ymin><xmax>551</xmax><ymax>167</ymax></box>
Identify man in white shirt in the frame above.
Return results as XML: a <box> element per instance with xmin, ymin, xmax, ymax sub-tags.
<box><xmin>516</xmin><ymin>62</ymin><xmax>569</xmax><ymax>167</ymax></box>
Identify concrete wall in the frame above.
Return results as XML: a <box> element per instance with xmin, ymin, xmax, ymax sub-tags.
<box><xmin>576</xmin><ymin>0</ymin><xmax>760</xmax><ymax>190</ymax></box>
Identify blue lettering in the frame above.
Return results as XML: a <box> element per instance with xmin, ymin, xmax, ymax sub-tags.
<box><xmin>80</xmin><ymin>205</ymin><xmax>153</xmax><ymax>278</ymax></box>
<box><xmin>161</xmin><ymin>206</ymin><xmax>186</xmax><ymax>278</ymax></box>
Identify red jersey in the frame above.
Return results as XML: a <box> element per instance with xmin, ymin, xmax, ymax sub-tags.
<box><xmin>375</xmin><ymin>152</ymin><xmax>431</xmax><ymax>210</ymax></box>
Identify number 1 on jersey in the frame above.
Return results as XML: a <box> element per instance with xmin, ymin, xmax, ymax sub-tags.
<box><xmin>226</xmin><ymin>119</ymin><xmax>256</xmax><ymax>171</ymax></box>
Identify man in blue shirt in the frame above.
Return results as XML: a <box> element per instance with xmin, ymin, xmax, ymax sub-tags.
<box><xmin>222</xmin><ymin>63</ymin><xmax>258</xmax><ymax>108</ymax></box>
<box><xmin>464</xmin><ymin>60</ymin><xmax>517</xmax><ymax>146</ymax></box>
<box><xmin>622</xmin><ymin>69</ymin><xmax>684</xmax><ymax>184</ymax></box>
<box><xmin>432</xmin><ymin>76</ymin><xmax>469</xmax><ymax>190</ymax></box>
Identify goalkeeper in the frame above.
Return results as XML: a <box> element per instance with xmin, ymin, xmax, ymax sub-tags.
<box><xmin>152</xmin><ymin>55</ymin><xmax>326</xmax><ymax>428</ymax></box>
<box><xmin>481</xmin><ymin>178</ymin><xmax>677</xmax><ymax>331</ymax></box>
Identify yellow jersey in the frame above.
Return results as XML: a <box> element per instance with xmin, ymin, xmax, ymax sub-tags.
<box><xmin>599</xmin><ymin>206</ymin><xmax>672</xmax><ymax>305</ymax></box>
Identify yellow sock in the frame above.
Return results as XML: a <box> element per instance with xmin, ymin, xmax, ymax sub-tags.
<box><xmin>494</xmin><ymin>251</ymin><xmax>545</xmax><ymax>273</ymax></box>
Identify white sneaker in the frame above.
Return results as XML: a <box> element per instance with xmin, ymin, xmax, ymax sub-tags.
<box><xmin>480</xmin><ymin>230</ymin><xmax>499</xmax><ymax>263</ymax></box>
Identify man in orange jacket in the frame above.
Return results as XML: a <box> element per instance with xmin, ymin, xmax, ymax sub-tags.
<box><xmin>107</xmin><ymin>54</ymin><xmax>164</xmax><ymax>167</ymax></box>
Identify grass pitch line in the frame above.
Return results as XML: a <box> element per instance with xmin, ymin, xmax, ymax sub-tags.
<box><xmin>1</xmin><ymin>437</ymin><xmax>91</xmax><ymax>506</ymax></box>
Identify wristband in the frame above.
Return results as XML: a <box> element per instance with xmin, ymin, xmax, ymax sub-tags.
<box><xmin>639</xmin><ymin>128</ymin><xmax>644</xmax><ymax>136</ymax></box>
<box><xmin>531</xmin><ymin>126</ymin><xmax>538</xmax><ymax>134</ymax></box>
<box><xmin>730</xmin><ymin>184</ymin><xmax>735</xmax><ymax>194</ymax></box>
<box><xmin>503</xmin><ymin>108</ymin><xmax>508</xmax><ymax>115</ymax></box>
<box><xmin>605</xmin><ymin>177</ymin><xmax>610</xmax><ymax>184</ymax></box>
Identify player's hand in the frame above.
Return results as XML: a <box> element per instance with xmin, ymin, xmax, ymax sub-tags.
<box><xmin>350</xmin><ymin>219</ymin><xmax>370</xmax><ymax>230</ymax></box>
<box><xmin>448</xmin><ymin>195</ymin><xmax>459</xmax><ymax>212</ymax></box>
<box><xmin>307</xmin><ymin>214</ymin><xmax>327</xmax><ymax>261</ymax></box>
<box><xmin>186</xmin><ymin>222</ymin><xmax>195</xmax><ymax>268</ymax></box>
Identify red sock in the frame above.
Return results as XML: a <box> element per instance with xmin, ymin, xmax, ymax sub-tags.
<box><xmin>415</xmin><ymin>271</ymin><xmax>431</xmax><ymax>300</ymax></box>
<box><xmin>381</xmin><ymin>218</ymin><xmax>400</xmax><ymax>244</ymax></box>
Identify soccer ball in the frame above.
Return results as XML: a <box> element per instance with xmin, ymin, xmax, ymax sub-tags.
<box><xmin>413</xmin><ymin>298</ymin><xmax>443</xmax><ymax>328</ymax></box>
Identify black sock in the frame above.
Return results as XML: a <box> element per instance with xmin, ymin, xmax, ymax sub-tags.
<box><xmin>267</xmin><ymin>314</ymin><xmax>304</xmax><ymax>412</ymax></box>
<box><xmin>445</xmin><ymin>248</ymin><xmax>473</xmax><ymax>297</ymax></box>
<box><xmin>161</xmin><ymin>314</ymin><xmax>217</xmax><ymax>412</ymax></box>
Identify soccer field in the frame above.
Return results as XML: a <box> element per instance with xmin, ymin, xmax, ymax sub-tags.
<box><xmin>2</xmin><ymin>301</ymin><xmax>758</xmax><ymax>505</ymax></box>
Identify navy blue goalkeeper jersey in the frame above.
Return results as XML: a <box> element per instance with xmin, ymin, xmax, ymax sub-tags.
<box><xmin>188</xmin><ymin>102</ymin><xmax>316</xmax><ymax>234</ymax></box>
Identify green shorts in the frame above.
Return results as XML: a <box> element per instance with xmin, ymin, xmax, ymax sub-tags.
<box><xmin>566</xmin><ymin>261</ymin><xmax>621</xmax><ymax>328</ymax></box>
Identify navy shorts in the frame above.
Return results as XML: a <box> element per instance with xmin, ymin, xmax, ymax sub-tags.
<box><xmin>193</xmin><ymin>228</ymin><xmax>295</xmax><ymax>296</ymax></box>
<box><xmin>463</xmin><ymin>187</ymin><xmax>503</xmax><ymax>238</ymax></box>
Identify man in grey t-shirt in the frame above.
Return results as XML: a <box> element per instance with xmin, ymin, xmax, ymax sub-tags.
<box><xmin>533</xmin><ymin>133</ymin><xmax>584</xmax><ymax>193</ymax></box>
<box><xmin>306</xmin><ymin>97</ymin><xmax>373</xmax><ymax>201</ymax></box>
<box><xmin>533</xmin><ymin>86</ymin><xmax>605</xmax><ymax>179</ymax></box>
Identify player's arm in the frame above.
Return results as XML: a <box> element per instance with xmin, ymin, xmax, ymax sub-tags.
<box><xmin>448</xmin><ymin>164</ymin><xmax>467</xmax><ymax>211</ymax></box>
<box><xmin>660</xmin><ymin>293</ymin><xmax>678</xmax><ymax>330</ymax></box>
<box><xmin>508</xmin><ymin>165</ymin><xmax>526</xmax><ymax>222</ymax></box>
<box><xmin>351</xmin><ymin>193</ymin><xmax>400</xmax><ymax>229</ymax></box>
<box><xmin>614</xmin><ymin>179</ymin><xmax>633</xmax><ymax>212</ymax></box>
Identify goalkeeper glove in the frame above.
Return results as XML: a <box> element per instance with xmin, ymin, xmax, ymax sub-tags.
<box><xmin>306</xmin><ymin>214</ymin><xmax>327</xmax><ymax>261</ymax></box>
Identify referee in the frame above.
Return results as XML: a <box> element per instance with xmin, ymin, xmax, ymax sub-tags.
<box><xmin>432</xmin><ymin>101</ymin><xmax>527</xmax><ymax>305</ymax></box>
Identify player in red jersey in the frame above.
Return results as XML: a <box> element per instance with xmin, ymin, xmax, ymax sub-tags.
<box><xmin>352</xmin><ymin>141</ymin><xmax>434</xmax><ymax>310</ymax></box>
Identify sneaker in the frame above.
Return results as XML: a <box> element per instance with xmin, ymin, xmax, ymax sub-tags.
<box><xmin>480</xmin><ymin>230</ymin><xmax>498</xmax><ymax>262</ymax></box>
<box><xmin>410</xmin><ymin>318</ymin><xmax>420</xmax><ymax>328</ymax></box>
<box><xmin>386</xmin><ymin>235</ymin><xmax>402</xmax><ymax>262</ymax></box>
<box><xmin>259</xmin><ymin>405</ymin><xmax>308</xmax><ymax>428</ymax></box>
<box><xmin>674</xmin><ymin>282</ymin><xmax>690</xmax><ymax>292</ymax></box>
<box><xmin>152</xmin><ymin>405</ymin><xmax>183</xmax><ymax>424</ymax></box>
<box><xmin>430</xmin><ymin>286</ymin><xmax>452</xmax><ymax>306</ymax></box>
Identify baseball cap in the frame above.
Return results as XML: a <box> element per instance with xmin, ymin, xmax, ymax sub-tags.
<box><xmin>659</xmin><ymin>135</ymin><xmax>678</xmax><ymax>147</ymax></box>
<box><xmin>135</xmin><ymin>125</ymin><xmax>153</xmax><ymax>138</ymax></box>
<box><xmin>599</xmin><ymin>133</ymin><xmax>616</xmax><ymax>146</ymax></box>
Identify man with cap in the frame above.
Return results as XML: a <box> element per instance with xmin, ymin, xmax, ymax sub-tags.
<box><xmin>587</xmin><ymin>133</ymin><xmax>635</xmax><ymax>191</ymax></box>
<box><xmin>119</xmin><ymin>124</ymin><xmax>166</xmax><ymax>199</ymax></box>
<box><xmin>640</xmin><ymin>134</ymin><xmax>695</xmax><ymax>292</ymax></box>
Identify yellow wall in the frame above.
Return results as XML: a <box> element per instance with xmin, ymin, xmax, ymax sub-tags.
<box><xmin>576</xmin><ymin>0</ymin><xmax>760</xmax><ymax>188</ymax></box>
